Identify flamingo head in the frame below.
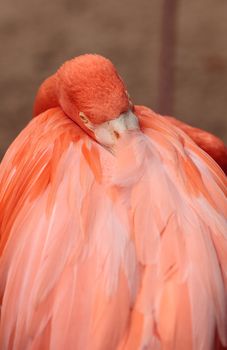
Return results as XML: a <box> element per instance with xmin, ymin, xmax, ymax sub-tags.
<box><xmin>57</xmin><ymin>54</ymin><xmax>139</xmax><ymax>148</ymax></box>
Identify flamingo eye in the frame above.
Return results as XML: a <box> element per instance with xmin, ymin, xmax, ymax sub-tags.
<box><xmin>79</xmin><ymin>112</ymin><xmax>89</xmax><ymax>123</ymax></box>
<box><xmin>79</xmin><ymin>112</ymin><xmax>95</xmax><ymax>131</ymax></box>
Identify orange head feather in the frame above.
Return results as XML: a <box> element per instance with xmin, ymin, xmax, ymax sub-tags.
<box><xmin>56</xmin><ymin>54</ymin><xmax>130</xmax><ymax>125</ymax></box>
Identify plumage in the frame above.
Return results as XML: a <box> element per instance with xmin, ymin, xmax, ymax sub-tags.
<box><xmin>164</xmin><ymin>115</ymin><xmax>227</xmax><ymax>175</ymax></box>
<box><xmin>0</xmin><ymin>54</ymin><xmax>226</xmax><ymax>350</ymax></box>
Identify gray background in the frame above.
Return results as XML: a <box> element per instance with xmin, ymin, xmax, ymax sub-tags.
<box><xmin>1</xmin><ymin>0</ymin><xmax>227</xmax><ymax>159</ymax></box>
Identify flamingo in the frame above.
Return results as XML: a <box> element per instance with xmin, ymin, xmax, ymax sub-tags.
<box><xmin>0</xmin><ymin>54</ymin><xmax>226</xmax><ymax>350</ymax></box>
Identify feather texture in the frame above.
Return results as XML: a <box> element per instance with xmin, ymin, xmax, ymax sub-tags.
<box><xmin>0</xmin><ymin>56</ymin><xmax>227</xmax><ymax>350</ymax></box>
<box><xmin>0</xmin><ymin>106</ymin><xmax>226</xmax><ymax>349</ymax></box>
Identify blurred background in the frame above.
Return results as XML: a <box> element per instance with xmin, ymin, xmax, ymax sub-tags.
<box><xmin>0</xmin><ymin>0</ymin><xmax>227</xmax><ymax>158</ymax></box>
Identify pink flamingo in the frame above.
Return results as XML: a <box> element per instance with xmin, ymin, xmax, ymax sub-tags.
<box><xmin>0</xmin><ymin>54</ymin><xmax>226</xmax><ymax>350</ymax></box>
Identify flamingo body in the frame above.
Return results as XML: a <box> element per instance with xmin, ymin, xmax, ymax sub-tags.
<box><xmin>0</xmin><ymin>54</ymin><xmax>226</xmax><ymax>350</ymax></box>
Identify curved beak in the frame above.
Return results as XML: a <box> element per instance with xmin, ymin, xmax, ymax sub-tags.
<box><xmin>93</xmin><ymin>110</ymin><xmax>140</xmax><ymax>152</ymax></box>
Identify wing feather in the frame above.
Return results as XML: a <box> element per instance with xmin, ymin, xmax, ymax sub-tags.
<box><xmin>114</xmin><ymin>106</ymin><xmax>227</xmax><ymax>349</ymax></box>
<box><xmin>0</xmin><ymin>105</ymin><xmax>226</xmax><ymax>349</ymax></box>
<box><xmin>0</xmin><ymin>109</ymin><xmax>135</xmax><ymax>349</ymax></box>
